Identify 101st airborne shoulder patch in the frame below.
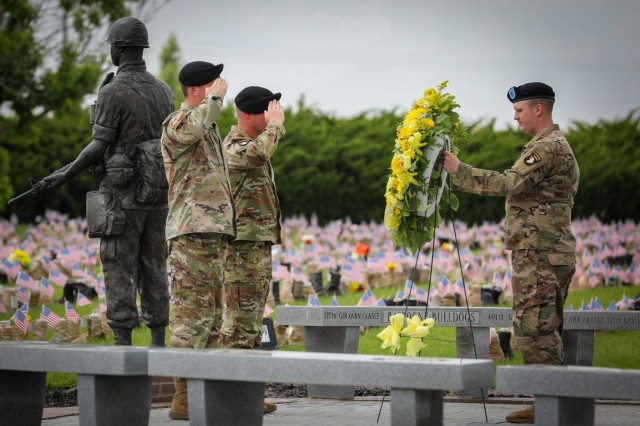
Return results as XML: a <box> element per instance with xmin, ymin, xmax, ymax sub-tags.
<box><xmin>523</xmin><ymin>151</ymin><xmax>542</xmax><ymax>166</ymax></box>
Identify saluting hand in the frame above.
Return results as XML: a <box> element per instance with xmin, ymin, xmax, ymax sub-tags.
<box><xmin>264</xmin><ymin>100</ymin><xmax>285</xmax><ymax>124</ymax></box>
<box><xmin>207</xmin><ymin>77</ymin><xmax>228</xmax><ymax>97</ymax></box>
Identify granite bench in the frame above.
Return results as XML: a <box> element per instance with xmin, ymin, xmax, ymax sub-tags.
<box><xmin>148</xmin><ymin>347</ymin><xmax>494</xmax><ymax>426</ymax></box>
<box><xmin>496</xmin><ymin>364</ymin><xmax>640</xmax><ymax>426</ymax></box>
<box><xmin>0</xmin><ymin>342</ymin><xmax>150</xmax><ymax>426</ymax></box>
<box><xmin>276</xmin><ymin>306</ymin><xmax>640</xmax><ymax>397</ymax></box>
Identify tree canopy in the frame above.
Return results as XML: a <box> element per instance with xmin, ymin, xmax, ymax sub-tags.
<box><xmin>1</xmin><ymin>12</ymin><xmax>638</xmax><ymax>225</ymax></box>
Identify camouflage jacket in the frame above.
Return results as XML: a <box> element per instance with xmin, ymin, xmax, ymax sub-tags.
<box><xmin>452</xmin><ymin>124</ymin><xmax>580</xmax><ymax>252</ymax></box>
<box><xmin>223</xmin><ymin>122</ymin><xmax>285</xmax><ymax>244</ymax></box>
<box><xmin>161</xmin><ymin>94</ymin><xmax>236</xmax><ymax>240</ymax></box>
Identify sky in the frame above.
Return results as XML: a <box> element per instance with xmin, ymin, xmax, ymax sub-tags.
<box><xmin>138</xmin><ymin>0</ymin><xmax>640</xmax><ymax>129</ymax></box>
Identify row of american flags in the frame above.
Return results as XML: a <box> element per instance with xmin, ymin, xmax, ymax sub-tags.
<box><xmin>2</xmin><ymin>211</ymin><xmax>640</xmax><ymax>334</ymax></box>
<box><xmin>8</xmin><ymin>300</ymin><xmax>107</xmax><ymax>335</ymax></box>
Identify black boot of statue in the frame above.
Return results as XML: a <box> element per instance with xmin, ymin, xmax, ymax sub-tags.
<box><xmin>323</xmin><ymin>269</ymin><xmax>342</xmax><ymax>296</ymax></box>
<box><xmin>112</xmin><ymin>327</ymin><xmax>132</xmax><ymax>346</ymax></box>
<box><xmin>150</xmin><ymin>326</ymin><xmax>166</xmax><ymax>347</ymax></box>
<box><xmin>272</xmin><ymin>281</ymin><xmax>281</xmax><ymax>306</ymax></box>
<box><xmin>310</xmin><ymin>272</ymin><xmax>324</xmax><ymax>295</ymax></box>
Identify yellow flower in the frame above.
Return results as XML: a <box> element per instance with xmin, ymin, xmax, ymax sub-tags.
<box><xmin>406</xmin><ymin>107</ymin><xmax>426</xmax><ymax>122</ymax></box>
<box><xmin>402</xmin><ymin>316</ymin><xmax>435</xmax><ymax>357</ymax></box>
<box><xmin>406</xmin><ymin>133</ymin><xmax>425</xmax><ymax>152</ymax></box>
<box><xmin>397</xmin><ymin>126</ymin><xmax>412</xmax><ymax>139</ymax></box>
<box><xmin>403</xmin><ymin>149</ymin><xmax>416</xmax><ymax>160</ymax></box>
<box><xmin>421</xmin><ymin>117</ymin><xmax>435</xmax><ymax>129</ymax></box>
<box><xmin>384</xmin><ymin>206</ymin><xmax>401</xmax><ymax>230</ymax></box>
<box><xmin>9</xmin><ymin>249</ymin><xmax>31</xmax><ymax>268</ymax></box>
<box><xmin>402</xmin><ymin>155</ymin><xmax>412</xmax><ymax>169</ymax></box>
<box><xmin>386</xmin><ymin>262</ymin><xmax>399</xmax><ymax>271</ymax></box>
<box><xmin>427</xmin><ymin>91</ymin><xmax>440</xmax><ymax>105</ymax></box>
<box><xmin>401</xmin><ymin>315</ymin><xmax>435</xmax><ymax>338</ymax></box>
<box><xmin>385</xmin><ymin>190</ymin><xmax>397</xmax><ymax>206</ymax></box>
<box><xmin>391</xmin><ymin>154</ymin><xmax>403</xmax><ymax>174</ymax></box>
<box><xmin>406</xmin><ymin>337</ymin><xmax>427</xmax><ymax>357</ymax></box>
<box><xmin>377</xmin><ymin>313</ymin><xmax>404</xmax><ymax>352</ymax></box>
<box><xmin>423</xmin><ymin>88</ymin><xmax>437</xmax><ymax>97</ymax></box>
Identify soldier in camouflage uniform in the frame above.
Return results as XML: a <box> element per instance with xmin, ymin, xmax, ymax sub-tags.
<box><xmin>44</xmin><ymin>17</ymin><xmax>172</xmax><ymax>347</ymax></box>
<box><xmin>219</xmin><ymin>86</ymin><xmax>285</xmax><ymax>349</ymax></box>
<box><xmin>442</xmin><ymin>82</ymin><xmax>579</xmax><ymax>424</ymax></box>
<box><xmin>160</xmin><ymin>61</ymin><xmax>235</xmax><ymax>421</ymax></box>
<box><xmin>219</xmin><ymin>87</ymin><xmax>285</xmax><ymax>415</ymax></box>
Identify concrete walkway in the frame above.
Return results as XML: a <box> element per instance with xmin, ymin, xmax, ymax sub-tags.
<box><xmin>42</xmin><ymin>397</ymin><xmax>640</xmax><ymax>425</ymax></box>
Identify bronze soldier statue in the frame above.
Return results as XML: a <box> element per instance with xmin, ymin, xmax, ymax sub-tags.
<box><xmin>44</xmin><ymin>17</ymin><xmax>173</xmax><ymax>346</ymax></box>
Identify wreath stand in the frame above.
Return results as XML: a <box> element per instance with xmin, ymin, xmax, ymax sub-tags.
<box><xmin>377</xmin><ymin>136</ymin><xmax>490</xmax><ymax>423</ymax></box>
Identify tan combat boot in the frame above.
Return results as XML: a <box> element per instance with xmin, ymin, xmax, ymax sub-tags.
<box><xmin>169</xmin><ymin>377</ymin><xmax>188</xmax><ymax>420</ymax></box>
<box><xmin>89</xmin><ymin>316</ymin><xmax>106</xmax><ymax>340</ymax></box>
<box><xmin>51</xmin><ymin>319</ymin><xmax>71</xmax><ymax>343</ymax></box>
<box><xmin>34</xmin><ymin>319</ymin><xmax>48</xmax><ymax>341</ymax></box>
<box><xmin>264</xmin><ymin>402</ymin><xmax>277</xmax><ymax>414</ymax></box>
<box><xmin>489</xmin><ymin>329</ymin><xmax>505</xmax><ymax>362</ymax></box>
<box><xmin>68</xmin><ymin>319</ymin><xmax>87</xmax><ymax>344</ymax></box>
<box><xmin>506</xmin><ymin>404</ymin><xmax>534</xmax><ymax>423</ymax></box>
<box><xmin>100</xmin><ymin>313</ymin><xmax>113</xmax><ymax>337</ymax></box>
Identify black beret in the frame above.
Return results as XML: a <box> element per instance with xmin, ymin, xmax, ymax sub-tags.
<box><xmin>235</xmin><ymin>86</ymin><xmax>282</xmax><ymax>114</ymax></box>
<box><xmin>178</xmin><ymin>61</ymin><xmax>223</xmax><ymax>86</ymax></box>
<box><xmin>507</xmin><ymin>82</ymin><xmax>555</xmax><ymax>103</ymax></box>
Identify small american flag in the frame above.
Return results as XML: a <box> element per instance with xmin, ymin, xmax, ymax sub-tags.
<box><xmin>2</xmin><ymin>259</ymin><xmax>20</xmax><ymax>281</ymax></box>
<box><xmin>40</xmin><ymin>278</ymin><xmax>55</xmax><ymax>299</ymax></box>
<box><xmin>307</xmin><ymin>294</ymin><xmax>322</xmax><ymax>306</ymax></box>
<box><xmin>0</xmin><ymin>246</ymin><xmax>14</xmax><ymax>260</ymax></box>
<box><xmin>41</xmin><ymin>256</ymin><xmax>53</xmax><ymax>273</ymax></box>
<box><xmin>317</xmin><ymin>255</ymin><xmax>337</xmax><ymax>270</ymax></box>
<box><xmin>271</xmin><ymin>263</ymin><xmax>291</xmax><ymax>281</ymax></box>
<box><xmin>49</xmin><ymin>268</ymin><xmax>69</xmax><ymax>287</ymax></box>
<box><xmin>71</xmin><ymin>263</ymin><xmax>85</xmax><ymax>279</ymax></box>
<box><xmin>99</xmin><ymin>302</ymin><xmax>108</xmax><ymax>315</ymax></box>
<box><xmin>16</xmin><ymin>271</ymin><xmax>37</xmax><ymax>291</ymax></box>
<box><xmin>40</xmin><ymin>305</ymin><xmax>61</xmax><ymax>328</ymax></box>
<box><xmin>65</xmin><ymin>301</ymin><xmax>80</xmax><ymax>323</ymax></box>
<box><xmin>16</xmin><ymin>287</ymin><xmax>30</xmax><ymax>304</ymax></box>
<box><xmin>356</xmin><ymin>289</ymin><xmax>377</xmax><ymax>307</ymax></box>
<box><xmin>84</xmin><ymin>268</ymin><xmax>96</xmax><ymax>286</ymax></box>
<box><xmin>12</xmin><ymin>309</ymin><xmax>30</xmax><ymax>335</ymax></box>
<box><xmin>77</xmin><ymin>292</ymin><xmax>92</xmax><ymax>308</ymax></box>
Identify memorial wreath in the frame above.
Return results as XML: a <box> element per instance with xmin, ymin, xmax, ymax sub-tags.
<box><xmin>384</xmin><ymin>81</ymin><xmax>467</xmax><ymax>253</ymax></box>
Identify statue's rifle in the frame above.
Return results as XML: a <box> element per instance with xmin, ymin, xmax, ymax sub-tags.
<box><xmin>7</xmin><ymin>163</ymin><xmax>72</xmax><ymax>205</ymax></box>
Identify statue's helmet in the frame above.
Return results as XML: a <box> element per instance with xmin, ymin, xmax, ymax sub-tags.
<box><xmin>106</xmin><ymin>17</ymin><xmax>149</xmax><ymax>48</ymax></box>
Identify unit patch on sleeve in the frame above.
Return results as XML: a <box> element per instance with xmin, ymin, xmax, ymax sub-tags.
<box><xmin>523</xmin><ymin>151</ymin><xmax>541</xmax><ymax>166</ymax></box>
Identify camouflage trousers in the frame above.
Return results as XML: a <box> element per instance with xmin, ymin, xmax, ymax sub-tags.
<box><xmin>168</xmin><ymin>233</ymin><xmax>229</xmax><ymax>349</ymax></box>
<box><xmin>219</xmin><ymin>240</ymin><xmax>272</xmax><ymax>349</ymax></box>
<box><xmin>511</xmin><ymin>249</ymin><xmax>575</xmax><ymax>365</ymax></box>
<box><xmin>100</xmin><ymin>209</ymin><xmax>169</xmax><ymax>330</ymax></box>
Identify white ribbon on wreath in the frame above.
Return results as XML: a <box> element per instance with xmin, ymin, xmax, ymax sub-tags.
<box><xmin>416</xmin><ymin>135</ymin><xmax>450</xmax><ymax>216</ymax></box>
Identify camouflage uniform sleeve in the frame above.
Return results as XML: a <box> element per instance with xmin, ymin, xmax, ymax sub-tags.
<box><xmin>452</xmin><ymin>144</ymin><xmax>552</xmax><ymax>197</ymax></box>
<box><xmin>161</xmin><ymin>92</ymin><xmax>224</xmax><ymax>160</ymax></box>
<box><xmin>226</xmin><ymin>122</ymin><xmax>285</xmax><ymax>169</ymax></box>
